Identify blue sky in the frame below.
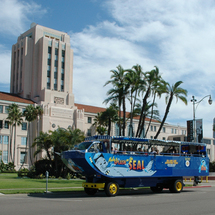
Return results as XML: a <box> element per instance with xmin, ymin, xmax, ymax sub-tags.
<box><xmin>0</xmin><ymin>0</ymin><xmax>215</xmax><ymax>138</ymax></box>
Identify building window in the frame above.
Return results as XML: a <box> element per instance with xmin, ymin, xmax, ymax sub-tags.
<box><xmin>4</xmin><ymin>121</ymin><xmax>9</xmax><ymax>129</ymax></box>
<box><xmin>3</xmin><ymin>151</ymin><xmax>8</xmax><ymax>164</ymax></box>
<box><xmin>20</xmin><ymin>152</ymin><xmax>26</xmax><ymax>164</ymax></box>
<box><xmin>54</xmin><ymin>84</ymin><xmax>57</xmax><ymax>91</ymax></box>
<box><xmin>88</xmin><ymin>117</ymin><xmax>92</xmax><ymax>123</ymax></box>
<box><xmin>47</xmin><ymin>70</ymin><xmax>50</xmax><ymax>78</ymax></box>
<box><xmin>0</xmin><ymin>105</ymin><xmax>3</xmax><ymax>113</ymax></box>
<box><xmin>48</xmin><ymin>46</ymin><xmax>52</xmax><ymax>54</ymax></box>
<box><xmin>150</xmin><ymin>125</ymin><xmax>153</xmax><ymax>131</ymax></box>
<box><xmin>0</xmin><ymin>120</ymin><xmax>2</xmax><ymax>129</ymax></box>
<box><xmin>61</xmin><ymin>62</ymin><xmax>64</xmax><ymax>69</ymax></box>
<box><xmin>174</xmin><ymin>129</ymin><xmax>177</xmax><ymax>134</ymax></box>
<box><xmin>163</xmin><ymin>137</ymin><xmax>166</xmax><ymax>140</ymax></box>
<box><xmin>55</xmin><ymin>48</ymin><xmax>58</xmax><ymax>55</ymax></box>
<box><xmin>171</xmin><ymin>128</ymin><xmax>174</xmax><ymax>134</ymax></box>
<box><xmin>21</xmin><ymin>137</ymin><xmax>27</xmax><ymax>146</ymax></box>
<box><xmin>47</xmin><ymin>58</ymin><xmax>51</xmax><ymax>65</ymax></box>
<box><xmin>3</xmin><ymin>136</ymin><xmax>9</xmax><ymax>145</ymax></box>
<box><xmin>22</xmin><ymin>122</ymin><xmax>27</xmax><ymax>130</ymax></box>
<box><xmin>47</xmin><ymin>77</ymin><xmax>50</xmax><ymax>89</ymax></box>
<box><xmin>150</xmin><ymin>136</ymin><xmax>153</xmax><ymax>139</ymax></box>
<box><xmin>5</xmin><ymin>106</ymin><xmax>9</xmax><ymax>114</ymax></box>
<box><xmin>163</xmin><ymin>127</ymin><xmax>165</xmax><ymax>133</ymax></box>
<box><xmin>62</xmin><ymin>50</ymin><xmax>65</xmax><ymax>57</ymax></box>
<box><xmin>154</xmin><ymin>126</ymin><xmax>156</xmax><ymax>132</ymax></box>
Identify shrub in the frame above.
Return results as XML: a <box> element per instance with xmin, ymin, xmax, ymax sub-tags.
<box><xmin>0</xmin><ymin>161</ymin><xmax>16</xmax><ymax>173</ymax></box>
<box><xmin>17</xmin><ymin>168</ymin><xmax>29</xmax><ymax>177</ymax></box>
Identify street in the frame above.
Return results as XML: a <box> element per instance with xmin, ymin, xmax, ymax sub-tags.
<box><xmin>0</xmin><ymin>185</ymin><xmax>215</xmax><ymax>215</ymax></box>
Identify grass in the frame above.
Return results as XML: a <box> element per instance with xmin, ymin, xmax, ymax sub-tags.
<box><xmin>0</xmin><ymin>173</ymin><xmax>84</xmax><ymax>194</ymax></box>
<box><xmin>0</xmin><ymin>173</ymin><xmax>193</xmax><ymax>195</ymax></box>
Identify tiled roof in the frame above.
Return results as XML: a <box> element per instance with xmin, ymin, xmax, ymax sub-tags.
<box><xmin>75</xmin><ymin>103</ymin><xmax>159</xmax><ymax>123</ymax></box>
<box><xmin>0</xmin><ymin>92</ymin><xmax>34</xmax><ymax>104</ymax></box>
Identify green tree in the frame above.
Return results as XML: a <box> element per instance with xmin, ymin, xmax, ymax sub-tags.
<box><xmin>154</xmin><ymin>81</ymin><xmax>187</xmax><ymax>139</ymax></box>
<box><xmin>125</xmin><ymin>64</ymin><xmax>145</xmax><ymax>136</ymax></box>
<box><xmin>104</xmin><ymin>65</ymin><xmax>129</xmax><ymax>136</ymax></box>
<box><xmin>50</xmin><ymin>127</ymin><xmax>84</xmax><ymax>176</ymax></box>
<box><xmin>32</xmin><ymin>131</ymin><xmax>53</xmax><ymax>160</ymax></box>
<box><xmin>100</xmin><ymin>105</ymin><xmax>118</xmax><ymax>135</ymax></box>
<box><xmin>23</xmin><ymin>105</ymin><xmax>43</xmax><ymax>164</ymax></box>
<box><xmin>136</xmin><ymin>67</ymin><xmax>163</xmax><ymax>137</ymax></box>
<box><xmin>7</xmin><ymin>103</ymin><xmax>23</xmax><ymax>163</ymax></box>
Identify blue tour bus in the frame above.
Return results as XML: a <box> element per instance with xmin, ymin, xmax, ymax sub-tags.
<box><xmin>61</xmin><ymin>135</ymin><xmax>209</xmax><ymax>197</ymax></box>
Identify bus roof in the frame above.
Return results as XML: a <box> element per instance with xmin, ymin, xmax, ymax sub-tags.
<box><xmin>85</xmin><ymin>135</ymin><xmax>207</xmax><ymax>147</ymax></box>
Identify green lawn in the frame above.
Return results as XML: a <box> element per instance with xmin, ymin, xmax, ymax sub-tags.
<box><xmin>0</xmin><ymin>173</ymin><xmax>84</xmax><ymax>194</ymax></box>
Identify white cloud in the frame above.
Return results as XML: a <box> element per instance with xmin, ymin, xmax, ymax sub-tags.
<box><xmin>0</xmin><ymin>0</ymin><xmax>46</xmax><ymax>35</ymax></box>
<box><xmin>70</xmin><ymin>0</ymin><xmax>215</xmax><ymax>137</ymax></box>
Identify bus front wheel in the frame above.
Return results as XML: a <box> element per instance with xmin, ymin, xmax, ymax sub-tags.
<box><xmin>105</xmin><ymin>182</ymin><xmax>119</xmax><ymax>197</ymax></box>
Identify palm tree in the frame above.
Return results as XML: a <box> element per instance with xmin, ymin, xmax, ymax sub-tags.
<box><xmin>136</xmin><ymin>67</ymin><xmax>163</xmax><ymax>137</ymax></box>
<box><xmin>35</xmin><ymin>106</ymin><xmax>43</xmax><ymax>136</ymax></box>
<box><xmin>154</xmin><ymin>81</ymin><xmax>187</xmax><ymax>139</ymax></box>
<box><xmin>132</xmin><ymin>102</ymin><xmax>160</xmax><ymax>137</ymax></box>
<box><xmin>7</xmin><ymin>103</ymin><xmax>23</xmax><ymax>163</ymax></box>
<box><xmin>23</xmin><ymin>105</ymin><xmax>42</xmax><ymax>165</ymax></box>
<box><xmin>32</xmin><ymin>131</ymin><xmax>53</xmax><ymax>160</ymax></box>
<box><xmin>125</xmin><ymin>64</ymin><xmax>145</xmax><ymax>136</ymax></box>
<box><xmin>100</xmin><ymin>106</ymin><xmax>118</xmax><ymax>135</ymax></box>
<box><xmin>104</xmin><ymin>65</ymin><xmax>129</xmax><ymax>136</ymax></box>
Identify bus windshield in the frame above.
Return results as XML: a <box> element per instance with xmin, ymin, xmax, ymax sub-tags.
<box><xmin>74</xmin><ymin>141</ymin><xmax>93</xmax><ymax>150</ymax></box>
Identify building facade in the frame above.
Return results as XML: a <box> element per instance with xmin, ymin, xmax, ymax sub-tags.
<box><xmin>1</xmin><ymin>23</ymin><xmax>213</xmax><ymax>170</ymax></box>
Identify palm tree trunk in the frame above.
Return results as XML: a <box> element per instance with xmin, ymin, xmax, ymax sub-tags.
<box><xmin>136</xmin><ymin>87</ymin><xmax>150</xmax><ymax>137</ymax></box>
<box><xmin>9</xmin><ymin>126</ymin><xmax>14</xmax><ymax>162</ymax></box>
<box><xmin>13</xmin><ymin>126</ymin><xmax>16</xmax><ymax>164</ymax></box>
<box><xmin>154</xmin><ymin>94</ymin><xmax>173</xmax><ymax>139</ymax></box>
<box><xmin>118</xmin><ymin>100</ymin><xmax>122</xmax><ymax>136</ymax></box>
<box><xmin>122</xmin><ymin>96</ymin><xmax>126</xmax><ymax>136</ymax></box>
<box><xmin>145</xmin><ymin>94</ymin><xmax>156</xmax><ymax>137</ymax></box>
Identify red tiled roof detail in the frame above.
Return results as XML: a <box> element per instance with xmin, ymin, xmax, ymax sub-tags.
<box><xmin>75</xmin><ymin>103</ymin><xmax>159</xmax><ymax>123</ymax></box>
<box><xmin>0</xmin><ymin>92</ymin><xmax>34</xmax><ymax>104</ymax></box>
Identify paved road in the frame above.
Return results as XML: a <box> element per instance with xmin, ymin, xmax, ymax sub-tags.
<box><xmin>0</xmin><ymin>183</ymin><xmax>215</xmax><ymax>215</ymax></box>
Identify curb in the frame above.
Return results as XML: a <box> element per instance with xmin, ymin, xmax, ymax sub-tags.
<box><xmin>184</xmin><ymin>185</ymin><xmax>212</xmax><ymax>189</ymax></box>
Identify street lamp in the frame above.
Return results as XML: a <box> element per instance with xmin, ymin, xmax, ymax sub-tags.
<box><xmin>191</xmin><ymin>95</ymin><xmax>212</xmax><ymax>142</ymax></box>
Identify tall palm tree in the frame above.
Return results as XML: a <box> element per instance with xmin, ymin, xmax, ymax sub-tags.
<box><xmin>104</xmin><ymin>65</ymin><xmax>129</xmax><ymax>136</ymax></box>
<box><xmin>35</xmin><ymin>106</ymin><xmax>43</xmax><ymax>137</ymax></box>
<box><xmin>7</xmin><ymin>103</ymin><xmax>23</xmax><ymax>163</ymax></box>
<box><xmin>154</xmin><ymin>81</ymin><xmax>187</xmax><ymax>139</ymax></box>
<box><xmin>125</xmin><ymin>64</ymin><xmax>145</xmax><ymax>136</ymax></box>
<box><xmin>132</xmin><ymin>102</ymin><xmax>160</xmax><ymax>137</ymax></box>
<box><xmin>136</xmin><ymin>67</ymin><xmax>162</xmax><ymax>137</ymax></box>
<box><xmin>23</xmin><ymin>105</ymin><xmax>42</xmax><ymax>165</ymax></box>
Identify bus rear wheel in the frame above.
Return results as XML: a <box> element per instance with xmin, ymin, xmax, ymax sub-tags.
<box><xmin>105</xmin><ymin>182</ymin><xmax>119</xmax><ymax>197</ymax></box>
<box><xmin>84</xmin><ymin>187</ymin><xmax>98</xmax><ymax>195</ymax></box>
<box><xmin>169</xmin><ymin>179</ymin><xmax>183</xmax><ymax>193</ymax></box>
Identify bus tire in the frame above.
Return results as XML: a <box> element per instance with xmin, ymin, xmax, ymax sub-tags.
<box><xmin>169</xmin><ymin>179</ymin><xmax>183</xmax><ymax>193</ymax></box>
<box><xmin>150</xmin><ymin>185</ymin><xmax>163</xmax><ymax>193</ymax></box>
<box><xmin>84</xmin><ymin>187</ymin><xmax>98</xmax><ymax>195</ymax></box>
<box><xmin>105</xmin><ymin>182</ymin><xmax>119</xmax><ymax>197</ymax></box>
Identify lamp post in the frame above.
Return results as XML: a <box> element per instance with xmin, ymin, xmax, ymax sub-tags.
<box><xmin>191</xmin><ymin>95</ymin><xmax>212</xmax><ymax>142</ymax></box>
